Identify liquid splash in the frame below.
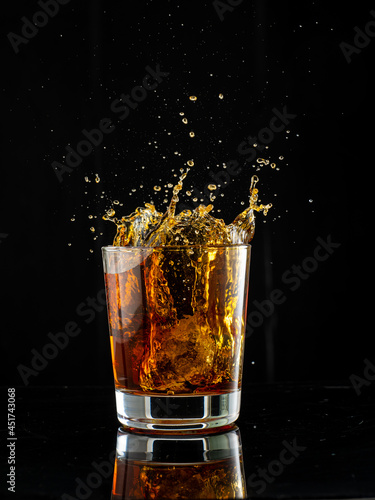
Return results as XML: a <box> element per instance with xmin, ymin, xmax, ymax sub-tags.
<box><xmin>103</xmin><ymin>171</ymin><xmax>271</xmax><ymax>247</ymax></box>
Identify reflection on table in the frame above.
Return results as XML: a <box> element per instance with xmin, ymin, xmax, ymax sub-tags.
<box><xmin>111</xmin><ymin>425</ymin><xmax>246</xmax><ymax>499</ymax></box>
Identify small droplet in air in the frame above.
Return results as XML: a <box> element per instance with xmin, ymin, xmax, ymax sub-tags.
<box><xmin>207</xmin><ymin>184</ymin><xmax>217</xmax><ymax>191</ymax></box>
<box><xmin>187</xmin><ymin>160</ymin><xmax>194</xmax><ymax>166</ymax></box>
<box><xmin>90</xmin><ymin>227</ymin><xmax>95</xmax><ymax>232</ymax></box>
<box><xmin>182</xmin><ymin>117</ymin><xmax>188</xmax><ymax>124</ymax></box>
<box><xmin>279</xmin><ymin>156</ymin><xmax>284</xmax><ymax>160</ymax></box>
<box><xmin>154</xmin><ymin>186</ymin><xmax>161</xmax><ymax>192</ymax></box>
<box><xmin>106</xmin><ymin>208</ymin><xmax>115</xmax><ymax>217</ymax></box>
<box><xmin>95</xmin><ymin>173</ymin><xmax>100</xmax><ymax>183</ymax></box>
<box><xmin>218</xmin><ymin>93</ymin><xmax>224</xmax><ymax>99</ymax></box>
<box><xmin>189</xmin><ymin>131</ymin><xmax>195</xmax><ymax>138</ymax></box>
<box><xmin>271</xmin><ymin>163</ymin><xmax>276</xmax><ymax>169</ymax></box>
<box><xmin>189</xmin><ymin>95</ymin><xmax>197</xmax><ymax>101</ymax></box>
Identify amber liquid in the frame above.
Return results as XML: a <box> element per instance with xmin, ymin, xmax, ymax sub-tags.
<box><xmin>111</xmin><ymin>457</ymin><xmax>246</xmax><ymax>499</ymax></box>
<box><xmin>105</xmin><ymin>244</ymin><xmax>250</xmax><ymax>395</ymax></box>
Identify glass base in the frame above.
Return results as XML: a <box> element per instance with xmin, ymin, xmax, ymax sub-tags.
<box><xmin>115</xmin><ymin>389</ymin><xmax>241</xmax><ymax>432</ymax></box>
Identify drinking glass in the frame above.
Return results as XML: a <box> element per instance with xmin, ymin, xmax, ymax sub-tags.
<box><xmin>102</xmin><ymin>244</ymin><xmax>251</xmax><ymax>432</ymax></box>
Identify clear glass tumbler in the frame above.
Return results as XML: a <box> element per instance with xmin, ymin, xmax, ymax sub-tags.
<box><xmin>102</xmin><ymin>244</ymin><xmax>251</xmax><ymax>432</ymax></box>
<box><xmin>111</xmin><ymin>426</ymin><xmax>247</xmax><ymax>499</ymax></box>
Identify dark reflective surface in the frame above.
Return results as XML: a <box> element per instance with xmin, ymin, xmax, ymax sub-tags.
<box><xmin>1</xmin><ymin>383</ymin><xmax>375</xmax><ymax>499</ymax></box>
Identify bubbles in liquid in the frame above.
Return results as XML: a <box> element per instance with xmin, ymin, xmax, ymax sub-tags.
<box><xmin>189</xmin><ymin>96</ymin><xmax>197</xmax><ymax>101</ymax></box>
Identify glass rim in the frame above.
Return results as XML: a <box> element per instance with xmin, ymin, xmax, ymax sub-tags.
<box><xmin>102</xmin><ymin>244</ymin><xmax>251</xmax><ymax>251</ymax></box>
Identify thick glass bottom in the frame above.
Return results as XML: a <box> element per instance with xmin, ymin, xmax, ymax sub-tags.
<box><xmin>115</xmin><ymin>389</ymin><xmax>241</xmax><ymax>432</ymax></box>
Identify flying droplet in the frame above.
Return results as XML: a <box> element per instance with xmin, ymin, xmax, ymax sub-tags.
<box><xmin>187</xmin><ymin>160</ymin><xmax>194</xmax><ymax>166</ymax></box>
<box><xmin>219</xmin><ymin>93</ymin><xmax>224</xmax><ymax>99</ymax></box>
<box><xmin>182</xmin><ymin>117</ymin><xmax>188</xmax><ymax>124</ymax></box>
<box><xmin>271</xmin><ymin>163</ymin><xmax>276</xmax><ymax>169</ymax></box>
<box><xmin>189</xmin><ymin>131</ymin><xmax>195</xmax><ymax>138</ymax></box>
<box><xmin>208</xmin><ymin>184</ymin><xmax>217</xmax><ymax>191</ymax></box>
<box><xmin>154</xmin><ymin>186</ymin><xmax>161</xmax><ymax>191</ymax></box>
<box><xmin>95</xmin><ymin>173</ymin><xmax>100</xmax><ymax>183</ymax></box>
<box><xmin>189</xmin><ymin>95</ymin><xmax>197</xmax><ymax>101</ymax></box>
<box><xmin>113</xmin><ymin>200</ymin><xmax>120</xmax><ymax>205</ymax></box>
<box><xmin>90</xmin><ymin>227</ymin><xmax>95</xmax><ymax>232</ymax></box>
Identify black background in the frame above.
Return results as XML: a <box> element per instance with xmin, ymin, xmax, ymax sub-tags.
<box><xmin>1</xmin><ymin>0</ymin><xmax>373</xmax><ymax>390</ymax></box>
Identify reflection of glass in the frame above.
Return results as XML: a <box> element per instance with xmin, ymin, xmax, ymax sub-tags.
<box><xmin>111</xmin><ymin>426</ymin><xmax>247</xmax><ymax>499</ymax></box>
<box><xmin>102</xmin><ymin>245</ymin><xmax>251</xmax><ymax>432</ymax></box>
